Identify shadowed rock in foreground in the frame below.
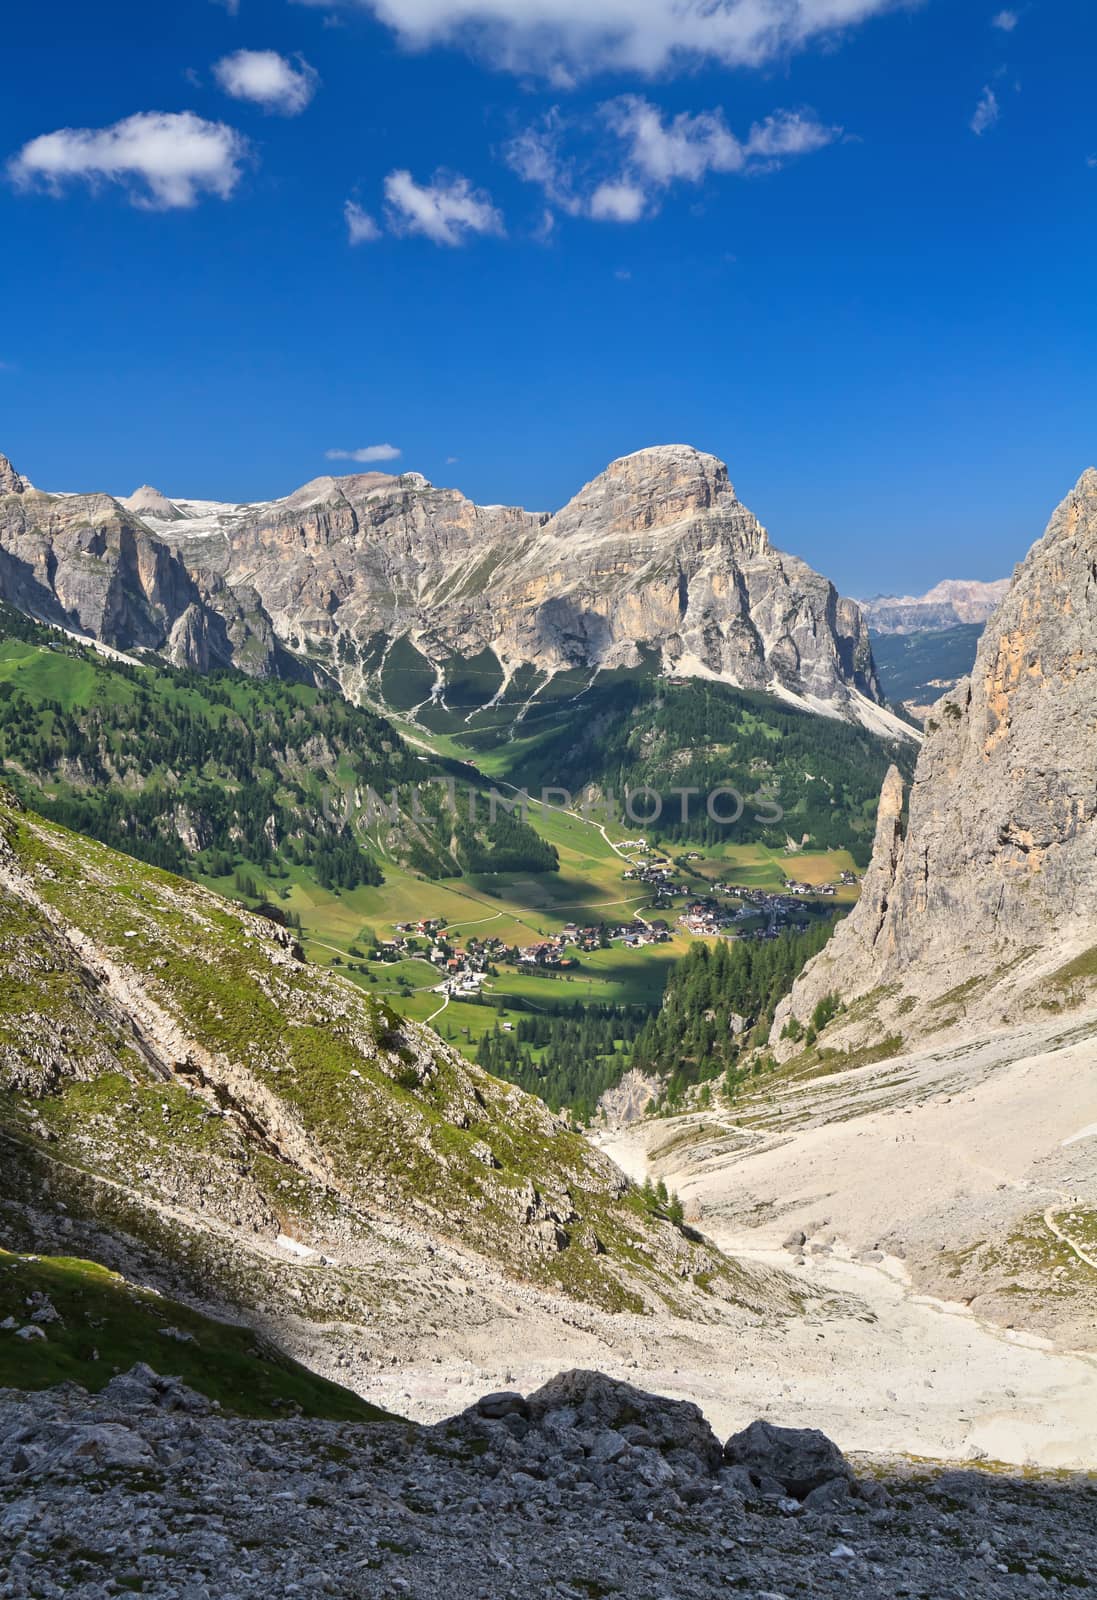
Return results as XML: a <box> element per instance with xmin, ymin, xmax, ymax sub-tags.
<box><xmin>1</xmin><ymin>1367</ymin><xmax>1093</xmax><ymax>1599</ymax></box>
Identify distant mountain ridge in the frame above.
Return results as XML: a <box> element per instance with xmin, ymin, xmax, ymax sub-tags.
<box><xmin>1</xmin><ymin>446</ymin><xmax>910</xmax><ymax>742</ymax></box>
<box><xmin>862</xmin><ymin>577</ymin><xmax>1010</xmax><ymax>634</ymax></box>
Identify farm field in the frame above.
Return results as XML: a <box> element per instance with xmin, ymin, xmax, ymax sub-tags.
<box><xmin>681</xmin><ymin>842</ymin><xmax>862</xmax><ymax>901</ymax></box>
<box><xmin>202</xmin><ymin>797</ymin><xmax>856</xmax><ymax>1063</ymax></box>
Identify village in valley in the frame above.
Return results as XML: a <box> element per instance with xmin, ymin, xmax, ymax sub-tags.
<box><xmin>371</xmin><ymin>840</ymin><xmax>863</xmax><ymax>1005</ymax></box>
<box><xmin>284</xmin><ymin>789</ymin><xmax>867</xmax><ymax>1056</ymax></box>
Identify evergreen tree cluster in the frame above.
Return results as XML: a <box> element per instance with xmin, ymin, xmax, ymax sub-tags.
<box><xmin>0</xmin><ymin>609</ymin><xmax>554</xmax><ymax>889</ymax></box>
<box><xmin>632</xmin><ymin>920</ymin><xmax>838</xmax><ymax>1104</ymax></box>
<box><xmin>455</xmin><ymin>804</ymin><xmax>558</xmax><ymax>875</ymax></box>
<box><xmin>476</xmin><ymin>1002</ymin><xmax>647</xmax><ymax>1123</ymax></box>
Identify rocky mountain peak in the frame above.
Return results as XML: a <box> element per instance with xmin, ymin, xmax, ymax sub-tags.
<box><xmin>121</xmin><ymin>485</ymin><xmax>184</xmax><ymax>521</ymax></box>
<box><xmin>0</xmin><ymin>453</ymin><xmax>27</xmax><ymax>496</ymax></box>
<box><xmin>547</xmin><ymin>445</ymin><xmax>738</xmax><ymax>543</ymax></box>
<box><xmin>774</xmin><ymin>465</ymin><xmax>1097</xmax><ymax>1046</ymax></box>
<box><xmin>0</xmin><ymin>441</ymin><xmax>900</xmax><ymax>738</ymax></box>
<box><xmin>862</xmin><ymin>575</ymin><xmax>1010</xmax><ymax>632</ymax></box>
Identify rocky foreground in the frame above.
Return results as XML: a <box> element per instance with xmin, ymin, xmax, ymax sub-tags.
<box><xmin>1</xmin><ymin>1368</ymin><xmax>1093</xmax><ymax>1599</ymax></box>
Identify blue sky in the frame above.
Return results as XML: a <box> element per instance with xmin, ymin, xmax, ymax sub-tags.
<box><xmin>2</xmin><ymin>0</ymin><xmax>1095</xmax><ymax>595</ymax></box>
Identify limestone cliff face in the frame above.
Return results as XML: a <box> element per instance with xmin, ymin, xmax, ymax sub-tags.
<box><xmin>775</xmin><ymin>468</ymin><xmax>1097</xmax><ymax>1045</ymax></box>
<box><xmin>0</xmin><ymin>460</ymin><xmax>281</xmax><ymax>675</ymax></box>
<box><xmin>208</xmin><ymin>444</ymin><xmax>886</xmax><ymax>725</ymax></box>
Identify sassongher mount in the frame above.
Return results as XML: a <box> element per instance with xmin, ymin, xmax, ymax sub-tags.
<box><xmin>0</xmin><ymin>446</ymin><xmax>911</xmax><ymax>741</ymax></box>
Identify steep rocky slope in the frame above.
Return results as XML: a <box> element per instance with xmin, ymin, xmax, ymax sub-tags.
<box><xmin>0</xmin><ymin>787</ymin><xmax>748</xmax><ymax>1366</ymax></box>
<box><xmin>774</xmin><ymin>467</ymin><xmax>1097</xmax><ymax>1049</ymax></box>
<box><xmin>0</xmin><ymin>455</ymin><xmax>286</xmax><ymax>676</ymax></box>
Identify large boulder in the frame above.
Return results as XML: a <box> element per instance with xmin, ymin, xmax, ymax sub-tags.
<box><xmin>524</xmin><ymin>1369</ymin><xmax>724</xmax><ymax>1475</ymax></box>
<box><xmin>723</xmin><ymin>1419</ymin><xmax>852</xmax><ymax>1500</ymax></box>
<box><xmin>8</xmin><ymin>1422</ymin><xmax>156</xmax><ymax>1478</ymax></box>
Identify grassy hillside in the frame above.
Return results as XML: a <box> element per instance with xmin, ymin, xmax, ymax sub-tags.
<box><xmin>0</xmin><ymin>604</ymin><xmax>556</xmax><ymax>888</ymax></box>
<box><xmin>400</xmin><ymin>660</ymin><xmax>914</xmax><ymax>864</ymax></box>
<box><xmin>0</xmin><ymin>786</ymin><xmax>738</xmax><ymax>1325</ymax></box>
<box><xmin>0</xmin><ymin>1249</ymin><xmax>392</xmax><ymax>1421</ymax></box>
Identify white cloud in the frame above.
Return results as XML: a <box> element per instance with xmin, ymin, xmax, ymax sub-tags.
<box><xmin>383</xmin><ymin>168</ymin><xmax>504</xmax><ymax>245</ymax></box>
<box><xmin>325</xmin><ymin>444</ymin><xmax>402</xmax><ymax>462</ymax></box>
<box><xmin>7</xmin><ymin>111</ymin><xmax>249</xmax><ymax>209</ymax></box>
<box><xmin>211</xmin><ymin>0</ymin><xmax>241</xmax><ymax>13</ymax></box>
<box><xmin>970</xmin><ymin>85</ymin><xmax>1000</xmax><ymax>136</ymax></box>
<box><xmin>991</xmin><ymin>8</ymin><xmax>1018</xmax><ymax>30</ymax></box>
<box><xmin>507</xmin><ymin>97</ymin><xmax>840</xmax><ymax>225</ymax></box>
<box><xmin>345</xmin><ymin>199</ymin><xmax>381</xmax><ymax>242</ymax></box>
<box><xmin>589</xmin><ymin>180</ymin><xmax>647</xmax><ymax>222</ymax></box>
<box><xmin>602</xmin><ymin>97</ymin><xmax>742</xmax><ymax>183</ymax></box>
<box><xmin>445</xmin><ymin>454</ymin><xmax>459</xmax><ymax>463</ymax></box>
<box><xmin>296</xmin><ymin>0</ymin><xmax>903</xmax><ymax>79</ymax></box>
<box><xmin>742</xmin><ymin>108</ymin><xmax>840</xmax><ymax>162</ymax></box>
<box><xmin>213</xmin><ymin>49</ymin><xmax>318</xmax><ymax>114</ymax></box>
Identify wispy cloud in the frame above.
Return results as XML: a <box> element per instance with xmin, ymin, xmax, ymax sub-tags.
<box><xmin>507</xmin><ymin>97</ymin><xmax>840</xmax><ymax>225</ymax></box>
<box><xmin>213</xmin><ymin>50</ymin><xmax>318</xmax><ymax>114</ymax></box>
<box><xmin>383</xmin><ymin>169</ymin><xmax>504</xmax><ymax>246</ymax></box>
<box><xmin>344</xmin><ymin>199</ymin><xmax>381</xmax><ymax>243</ymax></box>
<box><xmin>293</xmin><ymin>0</ymin><xmax>902</xmax><ymax>81</ymax></box>
<box><xmin>991</xmin><ymin>8</ymin><xmax>1018</xmax><ymax>30</ymax></box>
<box><xmin>211</xmin><ymin>0</ymin><xmax>240</xmax><ymax>13</ymax></box>
<box><xmin>325</xmin><ymin>444</ymin><xmax>402</xmax><ymax>462</ymax></box>
<box><xmin>7</xmin><ymin>111</ymin><xmax>250</xmax><ymax>209</ymax></box>
<box><xmin>970</xmin><ymin>85</ymin><xmax>1000</xmax><ymax>136</ymax></box>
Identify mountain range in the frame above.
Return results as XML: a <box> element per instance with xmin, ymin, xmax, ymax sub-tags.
<box><xmin>861</xmin><ymin>578</ymin><xmax>1010</xmax><ymax>634</ymax></box>
<box><xmin>0</xmin><ymin>445</ymin><xmax>911</xmax><ymax>744</ymax></box>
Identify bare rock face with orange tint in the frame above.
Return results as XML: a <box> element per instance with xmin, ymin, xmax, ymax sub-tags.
<box><xmin>774</xmin><ymin>468</ymin><xmax>1097</xmax><ymax>1046</ymax></box>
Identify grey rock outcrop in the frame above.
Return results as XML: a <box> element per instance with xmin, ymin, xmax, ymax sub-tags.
<box><xmin>723</xmin><ymin>1418</ymin><xmax>853</xmax><ymax>1499</ymax></box>
<box><xmin>0</xmin><ymin>453</ymin><xmax>27</xmax><ymax>496</ymax></box>
<box><xmin>522</xmin><ymin>1369</ymin><xmax>725</xmax><ymax>1475</ymax></box>
<box><xmin>0</xmin><ymin>471</ymin><xmax>282</xmax><ymax>674</ymax></box>
<box><xmin>775</xmin><ymin>468</ymin><xmax>1097</xmax><ymax>1044</ymax></box>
